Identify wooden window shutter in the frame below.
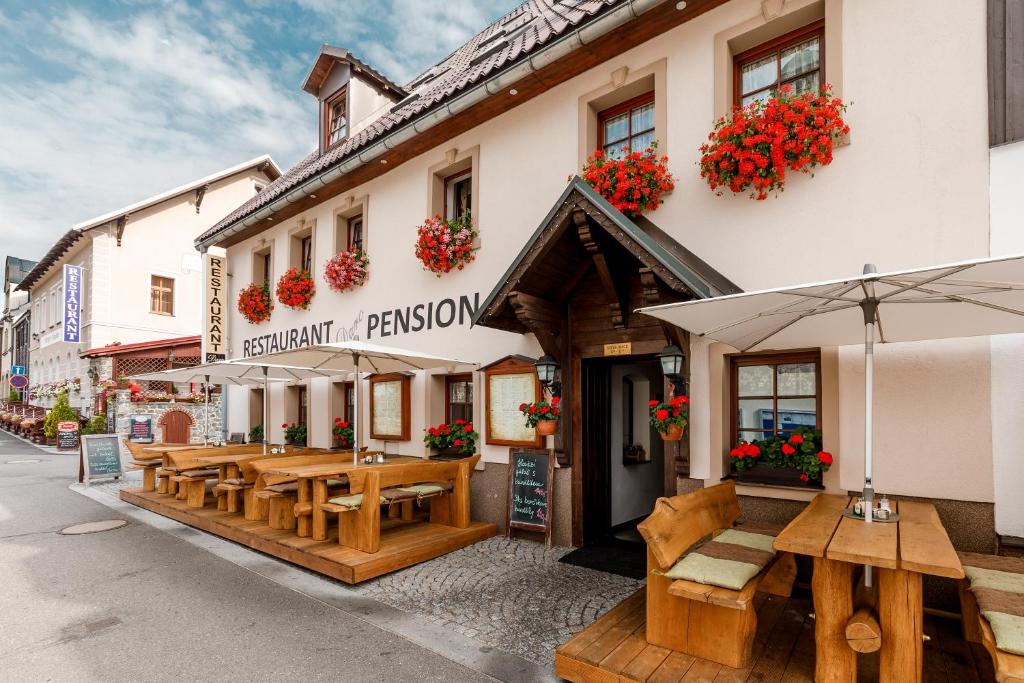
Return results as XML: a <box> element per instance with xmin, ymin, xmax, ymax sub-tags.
<box><xmin>989</xmin><ymin>0</ymin><xmax>1024</xmax><ymax>145</ymax></box>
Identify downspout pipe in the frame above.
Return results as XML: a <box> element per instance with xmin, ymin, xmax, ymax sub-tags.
<box><xmin>197</xmin><ymin>0</ymin><xmax>669</xmax><ymax>250</ymax></box>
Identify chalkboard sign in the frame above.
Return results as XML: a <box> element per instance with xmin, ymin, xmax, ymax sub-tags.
<box><xmin>79</xmin><ymin>434</ymin><xmax>124</xmax><ymax>484</ymax></box>
<box><xmin>507</xmin><ymin>448</ymin><xmax>554</xmax><ymax>546</ymax></box>
<box><xmin>128</xmin><ymin>415</ymin><xmax>153</xmax><ymax>443</ymax></box>
<box><xmin>57</xmin><ymin>421</ymin><xmax>79</xmax><ymax>451</ymax></box>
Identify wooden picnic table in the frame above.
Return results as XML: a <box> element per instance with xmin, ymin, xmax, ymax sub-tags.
<box><xmin>267</xmin><ymin>456</ymin><xmax>419</xmax><ymax>540</ymax></box>
<box><xmin>774</xmin><ymin>494</ymin><xmax>963</xmax><ymax>683</ymax></box>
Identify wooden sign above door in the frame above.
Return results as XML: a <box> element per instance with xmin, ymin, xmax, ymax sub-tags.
<box><xmin>603</xmin><ymin>342</ymin><xmax>632</xmax><ymax>356</ymax></box>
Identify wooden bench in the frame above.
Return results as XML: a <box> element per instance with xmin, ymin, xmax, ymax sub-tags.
<box><xmin>123</xmin><ymin>439</ymin><xmax>167</xmax><ymax>492</ymax></box>
<box><xmin>241</xmin><ymin>450</ymin><xmax>340</xmax><ymax>522</ymax></box>
<box><xmin>160</xmin><ymin>445</ymin><xmax>270</xmax><ymax>506</ymax></box>
<box><xmin>635</xmin><ymin>481</ymin><xmax>796</xmax><ymax>669</ymax></box>
<box><xmin>958</xmin><ymin>551</ymin><xmax>1024</xmax><ymax>682</ymax></box>
<box><xmin>319</xmin><ymin>455</ymin><xmax>478</xmax><ymax>554</ymax></box>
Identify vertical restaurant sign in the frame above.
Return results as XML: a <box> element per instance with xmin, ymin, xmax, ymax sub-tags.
<box><xmin>62</xmin><ymin>264</ymin><xmax>82</xmax><ymax>343</ymax></box>
<box><xmin>205</xmin><ymin>252</ymin><xmax>227</xmax><ymax>362</ymax></box>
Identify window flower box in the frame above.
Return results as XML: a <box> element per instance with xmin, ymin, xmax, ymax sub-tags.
<box><xmin>730</xmin><ymin>427</ymin><xmax>832</xmax><ymax>486</ymax></box>
<box><xmin>414</xmin><ymin>214</ymin><xmax>477</xmax><ymax>276</ymax></box>
<box><xmin>275</xmin><ymin>267</ymin><xmax>316</xmax><ymax>310</ymax></box>
<box><xmin>581</xmin><ymin>142</ymin><xmax>674</xmax><ymax>217</ymax></box>
<box><xmin>238</xmin><ymin>282</ymin><xmax>273</xmax><ymax>324</ymax></box>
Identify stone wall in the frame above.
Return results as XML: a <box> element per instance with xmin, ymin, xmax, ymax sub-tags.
<box><xmin>112</xmin><ymin>389</ymin><xmax>224</xmax><ymax>444</ymax></box>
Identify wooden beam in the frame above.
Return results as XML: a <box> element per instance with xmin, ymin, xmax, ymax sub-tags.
<box><xmin>508</xmin><ymin>291</ymin><xmax>561</xmax><ymax>353</ymax></box>
<box><xmin>115</xmin><ymin>215</ymin><xmax>128</xmax><ymax>247</ymax></box>
<box><xmin>575</xmin><ymin>210</ymin><xmax>628</xmax><ymax>329</ymax></box>
<box><xmin>640</xmin><ymin>267</ymin><xmax>683</xmax><ymax>347</ymax></box>
<box><xmin>194</xmin><ymin>185</ymin><xmax>208</xmax><ymax>214</ymax></box>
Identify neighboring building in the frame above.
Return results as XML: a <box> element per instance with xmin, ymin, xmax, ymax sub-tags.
<box><xmin>1</xmin><ymin>256</ymin><xmax>37</xmax><ymax>398</ymax></box>
<box><xmin>18</xmin><ymin>157</ymin><xmax>280</xmax><ymax>414</ymax></box>
<box><xmin>196</xmin><ymin>0</ymin><xmax>1018</xmax><ymax>548</ymax></box>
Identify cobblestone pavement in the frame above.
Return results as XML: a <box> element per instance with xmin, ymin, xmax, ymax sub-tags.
<box><xmin>88</xmin><ymin>476</ymin><xmax>642</xmax><ymax>667</ymax></box>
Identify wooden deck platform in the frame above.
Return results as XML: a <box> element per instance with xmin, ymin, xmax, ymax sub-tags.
<box><xmin>120</xmin><ymin>487</ymin><xmax>497</xmax><ymax>584</ymax></box>
<box><xmin>555</xmin><ymin>588</ymin><xmax>997</xmax><ymax>683</ymax></box>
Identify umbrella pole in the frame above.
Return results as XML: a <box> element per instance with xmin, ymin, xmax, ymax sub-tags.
<box><xmin>262</xmin><ymin>366</ymin><xmax>268</xmax><ymax>456</ymax></box>
<box><xmin>353</xmin><ymin>354</ymin><xmax>360</xmax><ymax>467</ymax></box>
<box><xmin>204</xmin><ymin>374</ymin><xmax>210</xmax><ymax>447</ymax></box>
<box><xmin>861</xmin><ymin>275</ymin><xmax>879</xmax><ymax>588</ymax></box>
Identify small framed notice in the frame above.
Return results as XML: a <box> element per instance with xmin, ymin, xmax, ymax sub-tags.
<box><xmin>369</xmin><ymin>373</ymin><xmax>410</xmax><ymax>440</ymax></box>
<box><xmin>483</xmin><ymin>356</ymin><xmax>542</xmax><ymax>447</ymax></box>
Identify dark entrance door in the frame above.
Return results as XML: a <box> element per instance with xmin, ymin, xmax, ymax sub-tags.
<box><xmin>581</xmin><ymin>355</ymin><xmax>667</xmax><ymax>545</ymax></box>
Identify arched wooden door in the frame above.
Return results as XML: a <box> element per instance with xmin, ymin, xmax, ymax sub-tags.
<box><xmin>160</xmin><ymin>410</ymin><xmax>193</xmax><ymax>444</ymax></box>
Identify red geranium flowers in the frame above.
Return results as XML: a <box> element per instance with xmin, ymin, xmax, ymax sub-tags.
<box><xmin>238</xmin><ymin>282</ymin><xmax>273</xmax><ymax>324</ymax></box>
<box><xmin>275</xmin><ymin>267</ymin><xmax>315</xmax><ymax>310</ymax></box>
<box><xmin>423</xmin><ymin>418</ymin><xmax>478</xmax><ymax>454</ymax></box>
<box><xmin>324</xmin><ymin>250</ymin><xmax>369</xmax><ymax>294</ymax></box>
<box><xmin>415</xmin><ymin>214</ymin><xmax>477</xmax><ymax>276</ymax></box>
<box><xmin>699</xmin><ymin>84</ymin><xmax>850</xmax><ymax>200</ymax></box>
<box><xmin>581</xmin><ymin>142</ymin><xmax>675</xmax><ymax>217</ymax></box>
<box><xmin>730</xmin><ymin>427</ymin><xmax>833</xmax><ymax>483</ymax></box>
<box><xmin>648</xmin><ymin>394</ymin><xmax>689</xmax><ymax>436</ymax></box>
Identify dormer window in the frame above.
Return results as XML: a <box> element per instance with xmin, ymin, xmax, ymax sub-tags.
<box><xmin>326</xmin><ymin>89</ymin><xmax>348</xmax><ymax>147</ymax></box>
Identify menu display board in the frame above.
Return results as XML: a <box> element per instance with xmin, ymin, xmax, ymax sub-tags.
<box><xmin>507</xmin><ymin>448</ymin><xmax>553</xmax><ymax>546</ymax></box>
<box><xmin>79</xmin><ymin>434</ymin><xmax>123</xmax><ymax>484</ymax></box>
<box><xmin>57</xmin><ymin>421</ymin><xmax>79</xmax><ymax>451</ymax></box>
<box><xmin>369</xmin><ymin>373</ymin><xmax>410</xmax><ymax>440</ymax></box>
<box><xmin>487</xmin><ymin>373</ymin><xmax>537</xmax><ymax>444</ymax></box>
<box><xmin>128</xmin><ymin>415</ymin><xmax>153</xmax><ymax>443</ymax></box>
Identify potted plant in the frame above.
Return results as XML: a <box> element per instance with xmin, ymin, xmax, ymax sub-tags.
<box><xmin>730</xmin><ymin>426</ymin><xmax>833</xmax><ymax>486</ymax></box>
<box><xmin>7</xmin><ymin>389</ymin><xmax>20</xmax><ymax>404</ymax></box>
<box><xmin>324</xmin><ymin>250</ymin><xmax>369</xmax><ymax>293</ymax></box>
<box><xmin>248</xmin><ymin>423</ymin><xmax>264</xmax><ymax>444</ymax></box>
<box><xmin>275</xmin><ymin>266</ymin><xmax>316</xmax><ymax>309</ymax></box>
<box><xmin>414</xmin><ymin>213</ymin><xmax>478</xmax><ymax>276</ymax></box>
<box><xmin>238</xmin><ymin>282</ymin><xmax>273</xmax><ymax>324</ymax></box>
<box><xmin>519</xmin><ymin>396</ymin><xmax>561</xmax><ymax>436</ymax></box>
<box><xmin>581</xmin><ymin>142</ymin><xmax>675</xmax><ymax>216</ymax></box>
<box><xmin>423</xmin><ymin>419</ymin><xmax>478</xmax><ymax>456</ymax></box>
<box><xmin>332</xmin><ymin>417</ymin><xmax>354</xmax><ymax>448</ymax></box>
<box><xmin>283</xmin><ymin>422</ymin><xmax>307</xmax><ymax>447</ymax></box>
<box><xmin>649</xmin><ymin>394</ymin><xmax>689</xmax><ymax>441</ymax></box>
<box><xmin>699</xmin><ymin>84</ymin><xmax>849</xmax><ymax>200</ymax></box>
<box><xmin>43</xmin><ymin>389</ymin><xmax>76</xmax><ymax>446</ymax></box>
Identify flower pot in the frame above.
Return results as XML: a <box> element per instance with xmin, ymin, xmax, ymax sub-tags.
<box><xmin>660</xmin><ymin>423</ymin><xmax>684</xmax><ymax>441</ymax></box>
<box><xmin>737</xmin><ymin>462</ymin><xmax>822</xmax><ymax>488</ymax></box>
<box><xmin>536</xmin><ymin>419</ymin><xmax>558</xmax><ymax>436</ymax></box>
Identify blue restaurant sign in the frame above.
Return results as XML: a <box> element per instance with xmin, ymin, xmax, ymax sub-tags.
<box><xmin>63</xmin><ymin>264</ymin><xmax>83</xmax><ymax>343</ymax></box>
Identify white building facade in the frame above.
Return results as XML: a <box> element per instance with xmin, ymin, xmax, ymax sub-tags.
<box><xmin>20</xmin><ymin>158</ymin><xmax>279</xmax><ymax>413</ymax></box>
<box><xmin>199</xmin><ymin>0</ymin><xmax>1022</xmax><ymax>548</ymax></box>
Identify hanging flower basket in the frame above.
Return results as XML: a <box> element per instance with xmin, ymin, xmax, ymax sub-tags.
<box><xmin>324</xmin><ymin>250</ymin><xmax>369</xmax><ymax>293</ymax></box>
<box><xmin>414</xmin><ymin>213</ymin><xmax>477</xmax><ymax>276</ymax></box>
<box><xmin>519</xmin><ymin>396</ymin><xmax>561</xmax><ymax>435</ymax></box>
<box><xmin>581</xmin><ymin>142</ymin><xmax>675</xmax><ymax>217</ymax></box>
<box><xmin>649</xmin><ymin>395</ymin><xmax>688</xmax><ymax>441</ymax></box>
<box><xmin>275</xmin><ymin>267</ymin><xmax>316</xmax><ymax>310</ymax></box>
<box><xmin>699</xmin><ymin>84</ymin><xmax>850</xmax><ymax>200</ymax></box>
<box><xmin>238</xmin><ymin>282</ymin><xmax>273</xmax><ymax>324</ymax></box>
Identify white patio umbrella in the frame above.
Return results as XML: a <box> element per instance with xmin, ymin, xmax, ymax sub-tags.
<box><xmin>230</xmin><ymin>341</ymin><xmax>471</xmax><ymax>465</ymax></box>
<box><xmin>639</xmin><ymin>253</ymin><xmax>1024</xmax><ymax>522</ymax></box>
<box><xmin>128</xmin><ymin>361</ymin><xmax>333</xmax><ymax>451</ymax></box>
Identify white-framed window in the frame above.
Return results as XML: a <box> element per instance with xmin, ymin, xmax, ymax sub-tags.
<box><xmin>444</xmin><ymin>170</ymin><xmax>472</xmax><ymax>221</ymax></box>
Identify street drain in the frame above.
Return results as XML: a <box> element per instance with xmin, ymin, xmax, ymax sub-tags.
<box><xmin>59</xmin><ymin>520</ymin><xmax>128</xmax><ymax>535</ymax></box>
<box><xmin>5</xmin><ymin>459</ymin><xmax>43</xmax><ymax>464</ymax></box>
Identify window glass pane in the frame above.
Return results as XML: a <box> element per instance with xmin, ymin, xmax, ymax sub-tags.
<box><xmin>603</xmin><ymin>112</ymin><xmax>629</xmax><ymax>144</ymax></box>
<box><xmin>738</xmin><ymin>430</ymin><xmax>772</xmax><ymax>443</ymax></box>
<box><xmin>631</xmin><ymin>103</ymin><xmax>655</xmax><ymax>133</ymax></box>
<box><xmin>780</xmin><ymin>37</ymin><xmax>819</xmax><ymax>79</ymax></box>
<box><xmin>630</xmin><ymin>130</ymin><xmax>655</xmax><ymax>154</ymax></box>
<box><xmin>777</xmin><ymin>363</ymin><xmax>816</xmax><ymax>396</ymax></box>
<box><xmin>741</xmin><ymin>88</ymin><xmax>774</xmax><ymax>106</ymax></box>
<box><xmin>741</xmin><ymin>55</ymin><xmax>777</xmax><ymax>95</ymax></box>
<box><xmin>777</xmin><ymin>398</ymin><xmax>816</xmax><ymax>431</ymax></box>
<box><xmin>737</xmin><ymin>365</ymin><xmax>772</xmax><ymax>396</ymax></box>
<box><xmin>785</xmin><ymin>71</ymin><xmax>819</xmax><ymax>96</ymax></box>
<box><xmin>450</xmin><ymin>381</ymin><xmax>466</xmax><ymax>403</ymax></box>
<box><xmin>604</xmin><ymin>144</ymin><xmax>625</xmax><ymax>160</ymax></box>
<box><xmin>737</xmin><ymin>398</ymin><xmax>774</xmax><ymax>431</ymax></box>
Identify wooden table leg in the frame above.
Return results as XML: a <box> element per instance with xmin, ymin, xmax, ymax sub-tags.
<box><xmin>216</xmin><ymin>465</ymin><xmax>228</xmax><ymax>510</ymax></box>
<box><xmin>296</xmin><ymin>478</ymin><xmax>311</xmax><ymax>538</ymax></box>
<box><xmin>878</xmin><ymin>568</ymin><xmax>923</xmax><ymax>683</ymax></box>
<box><xmin>812</xmin><ymin>556</ymin><xmax>856</xmax><ymax>683</ymax></box>
<box><xmin>312</xmin><ymin>478</ymin><xmax>328</xmax><ymax>541</ymax></box>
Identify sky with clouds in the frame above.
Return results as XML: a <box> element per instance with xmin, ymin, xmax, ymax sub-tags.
<box><xmin>0</xmin><ymin>0</ymin><xmax>516</xmax><ymax>287</ymax></box>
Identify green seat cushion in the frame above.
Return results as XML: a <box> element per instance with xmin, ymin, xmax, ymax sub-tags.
<box><xmin>326</xmin><ymin>493</ymin><xmax>387</xmax><ymax>510</ymax></box>
<box><xmin>326</xmin><ymin>478</ymin><xmax>347</xmax><ymax>487</ymax></box>
<box><xmin>965</xmin><ymin>566</ymin><xmax>1024</xmax><ymax>594</ymax></box>
<box><xmin>661</xmin><ymin>553</ymin><xmax>762</xmax><ymax>591</ymax></box>
<box><xmin>397</xmin><ymin>484</ymin><xmax>447</xmax><ymax>498</ymax></box>
<box><xmin>657</xmin><ymin>527</ymin><xmax>778</xmax><ymax>591</ymax></box>
<box><xmin>983</xmin><ymin>612</ymin><xmax>1024</xmax><ymax>656</ymax></box>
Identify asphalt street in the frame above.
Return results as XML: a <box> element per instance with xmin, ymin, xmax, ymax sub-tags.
<box><xmin>0</xmin><ymin>430</ymin><xmax>502</xmax><ymax>682</ymax></box>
